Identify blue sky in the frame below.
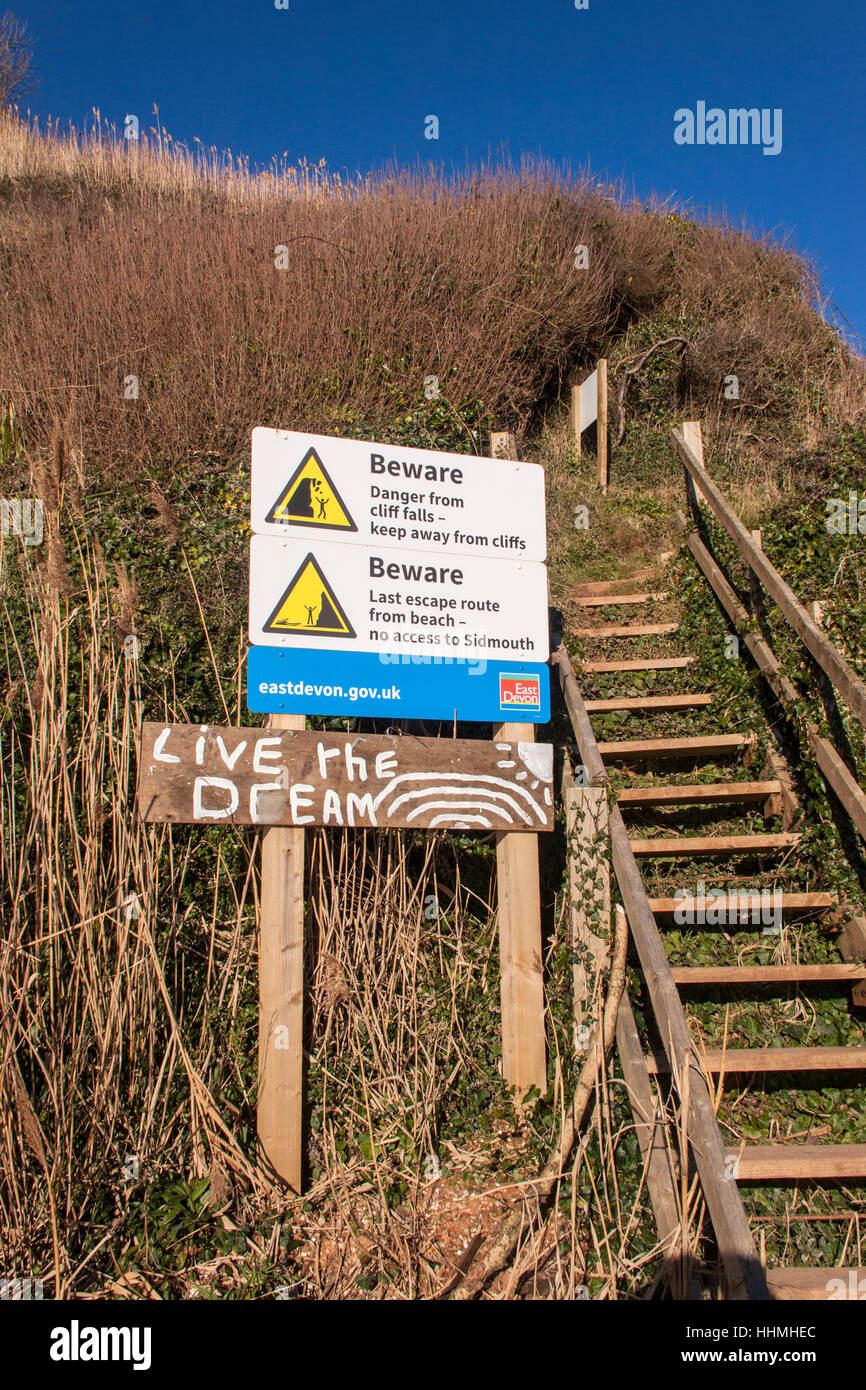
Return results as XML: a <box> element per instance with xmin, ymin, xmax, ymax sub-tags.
<box><xmin>13</xmin><ymin>0</ymin><xmax>866</xmax><ymax>343</ymax></box>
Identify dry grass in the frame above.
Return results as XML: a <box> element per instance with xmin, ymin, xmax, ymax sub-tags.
<box><xmin>1</xmin><ymin>110</ymin><xmax>862</xmax><ymax>496</ymax></box>
<box><xmin>0</xmin><ymin>498</ymin><xmax>699</xmax><ymax>1299</ymax></box>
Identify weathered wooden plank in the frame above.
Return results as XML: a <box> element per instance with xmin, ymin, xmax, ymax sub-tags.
<box><xmin>258</xmin><ymin>712</ymin><xmax>306</xmax><ymax>1191</ymax></box>
<box><xmin>597</xmin><ymin>358</ymin><xmax>608</xmax><ymax>493</ymax></box>
<box><xmin>490</xmin><ymin>429</ymin><xmax>517</xmax><ymax>459</ymax></box>
<box><xmin>762</xmin><ymin>743</ymin><xmax>799</xmax><ymax>828</ymax></box>
<box><xmin>767</xmin><ymin>1267</ymin><xmax>866</xmax><ymax>1300</ymax></box>
<box><xmin>678</xmin><ymin>520</ymin><xmax>800</xmax><ymax>708</ymax></box>
<box><xmin>570</xmin><ymin>382</ymin><xmax>582</xmax><ymax>457</ymax></box>
<box><xmin>630</xmin><ymin>832</ymin><xmax>800</xmax><ymax>857</ymax></box>
<box><xmin>672</xmin><ymin>963</ymin><xmax>866</xmax><ymax>985</ymax></box>
<box><xmin>586</xmin><ymin>693</ymin><xmax>712</xmax><ymax>713</ymax></box>
<box><xmin>616</xmin><ymin>981</ymin><xmax>700</xmax><ymax>1299</ymax></box>
<box><xmin>617</xmin><ymin>781</ymin><xmax>780</xmax><ymax>808</ymax></box>
<box><xmin>648</xmin><ymin>1047</ymin><xmax>866</xmax><ymax>1075</ymax></box>
<box><xmin>574</xmin><ymin>571</ymin><xmax>657</xmax><ymax>597</ymax></box>
<box><xmin>648</xmin><ymin>891</ymin><xmax>836</xmax><ymax>918</ymax></box>
<box><xmin>610</xmin><ymin>817</ymin><xmax>768</xmax><ymax>1299</ymax></box>
<box><xmin>137</xmin><ymin>723</ymin><xmax>554</xmax><ymax>832</ymax></box>
<box><xmin>494</xmin><ymin>718</ymin><xmax>547</xmax><ymax>1096</ymax></box>
<box><xmin>836</xmin><ymin>910</ymin><xmax>866</xmax><ymax>1007</ymax></box>
<box><xmin>598</xmin><ymin>733</ymin><xmax>752</xmax><ymax>761</ymax></box>
<box><xmin>726</xmin><ymin>1146</ymin><xmax>866</xmax><ymax>1180</ymax></box>
<box><xmin>810</xmin><ymin>732</ymin><xmax>866</xmax><ymax>844</ymax></box>
<box><xmin>576</xmin><ymin>592</ymin><xmax>668</xmax><ymax>607</ymax></box>
<box><xmin>582</xmin><ymin>656</ymin><xmax>694</xmax><ymax>672</ymax></box>
<box><xmin>491</xmin><ymin>422</ymin><xmax>547</xmax><ymax>1105</ymax></box>
<box><xmin>553</xmin><ymin>648</ymin><xmax>608</xmax><ymax>788</ymax></box>
<box><xmin>575</xmin><ymin>622</ymin><xmax>679</xmax><ymax>638</ymax></box>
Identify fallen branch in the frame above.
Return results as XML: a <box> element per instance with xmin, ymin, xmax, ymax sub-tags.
<box><xmin>615</xmin><ymin>337</ymin><xmax>690</xmax><ymax>446</ymax></box>
<box><xmin>448</xmin><ymin>905</ymin><xmax>629</xmax><ymax>1299</ymax></box>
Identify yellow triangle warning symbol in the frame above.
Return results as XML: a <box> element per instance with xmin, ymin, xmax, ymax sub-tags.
<box><xmin>265</xmin><ymin>447</ymin><xmax>357</xmax><ymax>532</ymax></box>
<box><xmin>263</xmin><ymin>553</ymin><xmax>356</xmax><ymax>639</ymax></box>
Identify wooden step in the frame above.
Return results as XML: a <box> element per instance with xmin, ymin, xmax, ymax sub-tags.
<box><xmin>726</xmin><ymin>1145</ymin><xmax>866</xmax><ymax>1180</ymax></box>
<box><xmin>767</xmin><ymin>1267</ymin><xmax>866</xmax><ymax>1300</ymax></box>
<box><xmin>574</xmin><ymin>572</ymin><xmax>657</xmax><ymax>597</ymax></box>
<box><xmin>583</xmin><ymin>656</ymin><xmax>695</xmax><ymax>672</ymax></box>
<box><xmin>617</xmin><ymin>780</ymin><xmax>780</xmax><ymax>808</ymax></box>
<box><xmin>574</xmin><ymin>623</ymin><xmax>679</xmax><ymax>638</ymax></box>
<box><xmin>598</xmin><ymin>733</ymin><xmax>751</xmax><ymax>761</ymax></box>
<box><xmin>648</xmin><ymin>1047</ymin><xmax>866</xmax><ymax>1075</ymax></box>
<box><xmin>586</xmin><ymin>693</ymin><xmax>713</xmax><ymax>714</ymax></box>
<box><xmin>672</xmin><ymin>963</ymin><xmax>866</xmax><ymax>985</ymax></box>
<box><xmin>630</xmin><ymin>832</ymin><xmax>800</xmax><ymax>857</ymax></box>
<box><xmin>576</xmin><ymin>591</ymin><xmax>669</xmax><ymax>607</ymax></box>
<box><xmin>648</xmin><ymin>891</ymin><xmax>837</xmax><ymax>919</ymax></box>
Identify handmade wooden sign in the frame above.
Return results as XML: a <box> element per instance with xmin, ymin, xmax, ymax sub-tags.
<box><xmin>137</xmin><ymin>722</ymin><xmax>555</xmax><ymax>832</ymax></box>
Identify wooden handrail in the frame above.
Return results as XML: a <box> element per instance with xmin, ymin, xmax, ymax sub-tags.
<box><xmin>674</xmin><ymin>510</ymin><xmax>866</xmax><ymax>845</ymax></box>
<box><xmin>552</xmin><ymin>644</ymin><xmax>769</xmax><ymax>1300</ymax></box>
<box><xmin>671</xmin><ymin>427</ymin><xmax>866</xmax><ymax>733</ymax></box>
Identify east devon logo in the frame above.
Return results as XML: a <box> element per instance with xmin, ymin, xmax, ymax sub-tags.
<box><xmin>499</xmin><ymin>673</ymin><xmax>541</xmax><ymax>712</ymax></box>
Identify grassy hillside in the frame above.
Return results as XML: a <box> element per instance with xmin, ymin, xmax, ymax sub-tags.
<box><xmin>1</xmin><ymin>112</ymin><xmax>865</xmax><ymax>1299</ymax></box>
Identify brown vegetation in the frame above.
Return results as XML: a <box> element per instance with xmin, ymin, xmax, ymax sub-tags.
<box><xmin>1</xmin><ymin>111</ymin><xmax>862</xmax><ymax>491</ymax></box>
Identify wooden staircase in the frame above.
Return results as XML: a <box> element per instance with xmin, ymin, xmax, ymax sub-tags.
<box><xmin>563</xmin><ymin>568</ymin><xmax>866</xmax><ymax>1301</ymax></box>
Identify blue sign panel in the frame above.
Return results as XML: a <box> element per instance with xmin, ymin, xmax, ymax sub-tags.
<box><xmin>247</xmin><ymin>646</ymin><xmax>550</xmax><ymax>723</ymax></box>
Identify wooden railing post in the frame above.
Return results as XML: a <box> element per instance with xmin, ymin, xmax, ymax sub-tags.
<box><xmin>490</xmin><ymin>427</ymin><xmax>547</xmax><ymax>1100</ymax></box>
<box><xmin>258</xmin><ymin>710</ymin><xmax>306</xmax><ymax>1190</ymax></box>
<box><xmin>597</xmin><ymin>359</ymin><xmax>608</xmax><ymax>493</ymax></box>
<box><xmin>494</xmin><ymin>719</ymin><xmax>547</xmax><ymax>1098</ymax></box>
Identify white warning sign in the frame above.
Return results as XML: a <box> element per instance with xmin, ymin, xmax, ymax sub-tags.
<box><xmin>249</xmin><ymin>535</ymin><xmax>549</xmax><ymax>661</ymax></box>
<box><xmin>251</xmin><ymin>428</ymin><xmax>547</xmax><ymax>562</ymax></box>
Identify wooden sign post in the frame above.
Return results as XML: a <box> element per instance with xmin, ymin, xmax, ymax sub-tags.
<box><xmin>570</xmin><ymin>359</ymin><xmax>609</xmax><ymax>493</ymax></box>
<box><xmin>597</xmin><ymin>358</ymin><xmax>608</xmax><ymax>494</ymax></box>
<box><xmin>141</xmin><ymin>425</ymin><xmax>552</xmax><ymax>1186</ymax></box>
<box><xmin>493</xmin><ymin>720</ymin><xmax>547</xmax><ymax>1097</ymax></box>
<box><xmin>138</xmin><ymin>720</ymin><xmax>555</xmax><ymax>1177</ymax></box>
<box><xmin>258</xmin><ymin>711</ymin><xmax>305</xmax><ymax>1189</ymax></box>
<box><xmin>490</xmin><ymin>429</ymin><xmax>548</xmax><ymax>1099</ymax></box>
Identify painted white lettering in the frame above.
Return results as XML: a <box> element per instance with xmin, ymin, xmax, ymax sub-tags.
<box><xmin>153</xmin><ymin>728</ymin><xmax>180</xmax><ymax>763</ymax></box>
<box><xmin>253</xmin><ymin>736</ymin><xmax>284</xmax><ymax>773</ymax></box>
<box><xmin>289</xmin><ymin>783</ymin><xmax>316</xmax><ymax>824</ymax></box>
<box><xmin>216</xmin><ymin>736</ymin><xmax>248</xmax><ymax>771</ymax></box>
<box><xmin>345</xmin><ymin>744</ymin><xmax>368</xmax><ymax>782</ymax></box>
<box><xmin>375</xmin><ymin>750</ymin><xmax>399</xmax><ymax>779</ymax></box>
<box><xmin>346</xmin><ymin>792</ymin><xmax>376</xmax><ymax>825</ymax></box>
<box><xmin>317</xmin><ymin>743</ymin><xmax>341</xmax><ymax>778</ymax></box>
<box><xmin>193</xmin><ymin>776</ymin><xmax>239</xmax><ymax>821</ymax></box>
